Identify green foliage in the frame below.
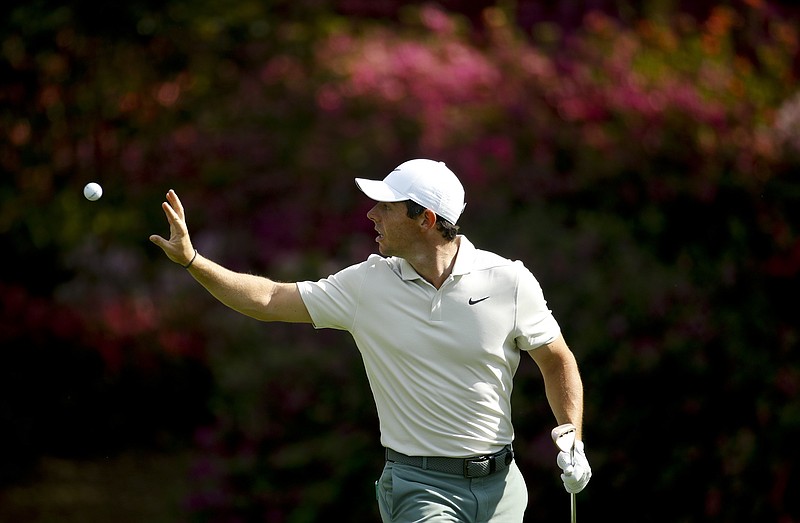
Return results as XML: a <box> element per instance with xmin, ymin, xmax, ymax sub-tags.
<box><xmin>3</xmin><ymin>1</ymin><xmax>799</xmax><ymax>521</ymax></box>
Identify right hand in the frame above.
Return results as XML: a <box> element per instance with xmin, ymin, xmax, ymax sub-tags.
<box><xmin>149</xmin><ymin>189</ymin><xmax>196</xmax><ymax>267</ymax></box>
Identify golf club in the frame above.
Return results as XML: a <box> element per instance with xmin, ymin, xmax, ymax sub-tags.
<box><xmin>551</xmin><ymin>423</ymin><xmax>577</xmax><ymax>523</ymax></box>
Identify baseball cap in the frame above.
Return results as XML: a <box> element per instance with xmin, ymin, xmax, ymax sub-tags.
<box><xmin>355</xmin><ymin>159</ymin><xmax>466</xmax><ymax>224</ymax></box>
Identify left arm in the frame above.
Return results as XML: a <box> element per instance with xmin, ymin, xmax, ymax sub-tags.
<box><xmin>529</xmin><ymin>333</ymin><xmax>584</xmax><ymax>439</ymax></box>
<box><xmin>530</xmin><ymin>334</ymin><xmax>592</xmax><ymax>494</ymax></box>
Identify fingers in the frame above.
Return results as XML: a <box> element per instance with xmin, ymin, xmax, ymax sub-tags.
<box><xmin>557</xmin><ymin>441</ymin><xmax>591</xmax><ymax>494</ymax></box>
<box><xmin>151</xmin><ymin>189</ymin><xmax>194</xmax><ymax>266</ymax></box>
<box><xmin>149</xmin><ymin>234</ymin><xmax>166</xmax><ymax>248</ymax></box>
<box><xmin>161</xmin><ymin>195</ymin><xmax>182</xmax><ymax>221</ymax></box>
<box><xmin>166</xmin><ymin>189</ymin><xmax>185</xmax><ymax>220</ymax></box>
<box><xmin>561</xmin><ymin>466</ymin><xmax>590</xmax><ymax>493</ymax></box>
<box><xmin>162</xmin><ymin>200</ymin><xmax>179</xmax><ymax>224</ymax></box>
<box><xmin>160</xmin><ymin>193</ymin><xmax>188</xmax><ymax>238</ymax></box>
<box><xmin>556</xmin><ymin>450</ymin><xmax>573</xmax><ymax>471</ymax></box>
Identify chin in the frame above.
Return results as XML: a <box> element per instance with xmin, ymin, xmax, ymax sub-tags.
<box><xmin>376</xmin><ymin>243</ymin><xmax>392</xmax><ymax>257</ymax></box>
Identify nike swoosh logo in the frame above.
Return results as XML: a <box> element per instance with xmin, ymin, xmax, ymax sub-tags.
<box><xmin>468</xmin><ymin>296</ymin><xmax>490</xmax><ymax>305</ymax></box>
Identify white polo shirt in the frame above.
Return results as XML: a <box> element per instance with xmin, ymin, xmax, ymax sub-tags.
<box><xmin>297</xmin><ymin>235</ymin><xmax>561</xmax><ymax>458</ymax></box>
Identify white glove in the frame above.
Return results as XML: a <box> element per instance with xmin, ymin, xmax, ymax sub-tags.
<box><xmin>556</xmin><ymin>439</ymin><xmax>592</xmax><ymax>493</ymax></box>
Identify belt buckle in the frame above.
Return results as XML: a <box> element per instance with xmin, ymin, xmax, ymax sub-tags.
<box><xmin>463</xmin><ymin>455</ymin><xmax>494</xmax><ymax>478</ymax></box>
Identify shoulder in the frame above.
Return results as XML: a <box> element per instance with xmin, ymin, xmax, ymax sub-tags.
<box><xmin>470</xmin><ymin>246</ymin><xmax>527</xmax><ymax>277</ymax></box>
<box><xmin>463</xmin><ymin>241</ymin><xmax>539</xmax><ymax>289</ymax></box>
<box><xmin>299</xmin><ymin>255</ymin><xmax>390</xmax><ymax>307</ymax></box>
<box><xmin>334</xmin><ymin>254</ymin><xmax>391</xmax><ymax>274</ymax></box>
<box><xmin>322</xmin><ymin>254</ymin><xmax>402</xmax><ymax>285</ymax></box>
<box><xmin>473</xmin><ymin>249</ymin><xmax>516</xmax><ymax>271</ymax></box>
<box><xmin>457</xmin><ymin>236</ymin><xmax>516</xmax><ymax>273</ymax></box>
<box><xmin>362</xmin><ymin>254</ymin><xmax>401</xmax><ymax>275</ymax></box>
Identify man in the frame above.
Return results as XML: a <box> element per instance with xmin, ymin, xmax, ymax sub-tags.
<box><xmin>150</xmin><ymin>159</ymin><xmax>591</xmax><ymax>522</ymax></box>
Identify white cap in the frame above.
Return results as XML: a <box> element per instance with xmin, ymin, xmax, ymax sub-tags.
<box><xmin>355</xmin><ymin>159</ymin><xmax>466</xmax><ymax>224</ymax></box>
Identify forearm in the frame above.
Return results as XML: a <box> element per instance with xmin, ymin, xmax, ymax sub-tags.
<box><xmin>186</xmin><ymin>252</ymin><xmax>297</xmax><ymax>322</ymax></box>
<box><xmin>543</xmin><ymin>355</ymin><xmax>584</xmax><ymax>438</ymax></box>
<box><xmin>532</xmin><ymin>335</ymin><xmax>586</xmax><ymax>439</ymax></box>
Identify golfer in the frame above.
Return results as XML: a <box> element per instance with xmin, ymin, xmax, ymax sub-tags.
<box><xmin>150</xmin><ymin>159</ymin><xmax>591</xmax><ymax>522</ymax></box>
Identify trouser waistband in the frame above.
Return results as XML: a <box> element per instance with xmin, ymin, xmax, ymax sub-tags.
<box><xmin>385</xmin><ymin>445</ymin><xmax>514</xmax><ymax>478</ymax></box>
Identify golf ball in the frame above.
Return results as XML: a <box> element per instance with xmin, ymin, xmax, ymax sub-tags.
<box><xmin>83</xmin><ymin>182</ymin><xmax>103</xmax><ymax>201</ymax></box>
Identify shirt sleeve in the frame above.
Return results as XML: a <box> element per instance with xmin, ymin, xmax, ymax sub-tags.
<box><xmin>296</xmin><ymin>257</ymin><xmax>374</xmax><ymax>331</ymax></box>
<box><xmin>514</xmin><ymin>261</ymin><xmax>562</xmax><ymax>350</ymax></box>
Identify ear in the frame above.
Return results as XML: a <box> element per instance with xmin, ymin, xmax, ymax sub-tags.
<box><xmin>419</xmin><ymin>209</ymin><xmax>438</xmax><ymax>230</ymax></box>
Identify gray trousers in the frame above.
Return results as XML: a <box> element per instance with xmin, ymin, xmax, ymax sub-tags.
<box><xmin>376</xmin><ymin>460</ymin><xmax>528</xmax><ymax>522</ymax></box>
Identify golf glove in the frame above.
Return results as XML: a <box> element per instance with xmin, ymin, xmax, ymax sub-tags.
<box><xmin>556</xmin><ymin>439</ymin><xmax>592</xmax><ymax>493</ymax></box>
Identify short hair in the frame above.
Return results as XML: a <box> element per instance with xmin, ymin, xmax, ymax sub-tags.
<box><xmin>404</xmin><ymin>200</ymin><xmax>460</xmax><ymax>241</ymax></box>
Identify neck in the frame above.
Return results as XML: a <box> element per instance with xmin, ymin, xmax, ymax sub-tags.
<box><xmin>407</xmin><ymin>237</ymin><xmax>460</xmax><ymax>289</ymax></box>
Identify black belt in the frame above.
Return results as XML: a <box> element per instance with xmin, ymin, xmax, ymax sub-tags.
<box><xmin>385</xmin><ymin>445</ymin><xmax>514</xmax><ymax>478</ymax></box>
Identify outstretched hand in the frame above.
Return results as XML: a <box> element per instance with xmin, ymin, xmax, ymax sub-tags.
<box><xmin>149</xmin><ymin>189</ymin><xmax>196</xmax><ymax>267</ymax></box>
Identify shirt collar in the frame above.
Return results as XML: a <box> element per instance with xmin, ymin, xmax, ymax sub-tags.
<box><xmin>451</xmin><ymin>235</ymin><xmax>476</xmax><ymax>276</ymax></box>
<box><xmin>396</xmin><ymin>235</ymin><xmax>476</xmax><ymax>281</ymax></box>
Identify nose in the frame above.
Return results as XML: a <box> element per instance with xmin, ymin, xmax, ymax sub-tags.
<box><xmin>367</xmin><ymin>203</ymin><xmax>379</xmax><ymax>223</ymax></box>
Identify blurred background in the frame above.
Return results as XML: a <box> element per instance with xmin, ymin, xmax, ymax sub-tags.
<box><xmin>2</xmin><ymin>0</ymin><xmax>798</xmax><ymax>521</ymax></box>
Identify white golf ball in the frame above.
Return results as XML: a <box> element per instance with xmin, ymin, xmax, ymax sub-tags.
<box><xmin>83</xmin><ymin>182</ymin><xmax>103</xmax><ymax>201</ymax></box>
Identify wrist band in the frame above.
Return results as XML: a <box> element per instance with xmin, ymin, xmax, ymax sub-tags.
<box><xmin>183</xmin><ymin>249</ymin><xmax>198</xmax><ymax>269</ymax></box>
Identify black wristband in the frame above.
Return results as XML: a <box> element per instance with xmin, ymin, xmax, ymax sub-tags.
<box><xmin>183</xmin><ymin>249</ymin><xmax>198</xmax><ymax>269</ymax></box>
